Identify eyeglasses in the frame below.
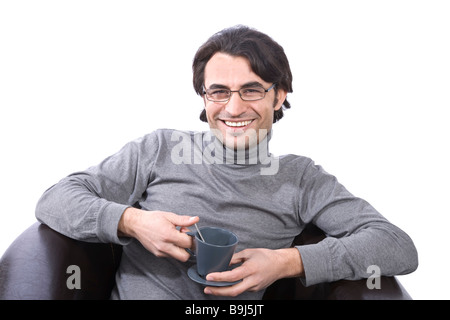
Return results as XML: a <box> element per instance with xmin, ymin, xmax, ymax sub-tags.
<box><xmin>203</xmin><ymin>83</ymin><xmax>276</xmax><ymax>102</ymax></box>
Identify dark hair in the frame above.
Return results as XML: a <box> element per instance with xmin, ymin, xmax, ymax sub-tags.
<box><xmin>193</xmin><ymin>25</ymin><xmax>293</xmax><ymax>123</ymax></box>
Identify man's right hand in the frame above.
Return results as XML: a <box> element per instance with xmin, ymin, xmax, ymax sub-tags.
<box><xmin>118</xmin><ymin>207</ymin><xmax>199</xmax><ymax>262</ymax></box>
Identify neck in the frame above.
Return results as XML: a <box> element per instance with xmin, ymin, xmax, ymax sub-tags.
<box><xmin>209</xmin><ymin>129</ymin><xmax>273</xmax><ymax>165</ymax></box>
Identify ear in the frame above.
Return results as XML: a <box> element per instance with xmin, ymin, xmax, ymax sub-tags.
<box><xmin>274</xmin><ymin>89</ymin><xmax>287</xmax><ymax>111</ymax></box>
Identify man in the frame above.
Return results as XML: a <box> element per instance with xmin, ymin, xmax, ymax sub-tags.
<box><xmin>35</xmin><ymin>25</ymin><xmax>418</xmax><ymax>299</ymax></box>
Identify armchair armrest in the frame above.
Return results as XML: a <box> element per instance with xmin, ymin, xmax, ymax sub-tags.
<box><xmin>263</xmin><ymin>224</ymin><xmax>413</xmax><ymax>300</ymax></box>
<box><xmin>0</xmin><ymin>222</ymin><xmax>121</xmax><ymax>299</ymax></box>
<box><xmin>327</xmin><ymin>277</ymin><xmax>411</xmax><ymax>300</ymax></box>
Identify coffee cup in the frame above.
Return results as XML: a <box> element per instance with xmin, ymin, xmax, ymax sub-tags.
<box><xmin>187</xmin><ymin>226</ymin><xmax>238</xmax><ymax>277</ymax></box>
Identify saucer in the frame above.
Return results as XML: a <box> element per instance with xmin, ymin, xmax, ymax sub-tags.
<box><xmin>187</xmin><ymin>265</ymin><xmax>241</xmax><ymax>287</ymax></box>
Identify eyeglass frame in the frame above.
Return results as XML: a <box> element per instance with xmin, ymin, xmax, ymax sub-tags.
<box><xmin>202</xmin><ymin>83</ymin><xmax>277</xmax><ymax>102</ymax></box>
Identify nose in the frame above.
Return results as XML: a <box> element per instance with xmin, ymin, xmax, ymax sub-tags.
<box><xmin>224</xmin><ymin>91</ymin><xmax>247</xmax><ymax>117</ymax></box>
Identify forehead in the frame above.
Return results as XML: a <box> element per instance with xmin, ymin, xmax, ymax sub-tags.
<box><xmin>204</xmin><ymin>52</ymin><xmax>267</xmax><ymax>88</ymax></box>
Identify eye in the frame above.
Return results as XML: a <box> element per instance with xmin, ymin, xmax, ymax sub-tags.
<box><xmin>241</xmin><ymin>87</ymin><xmax>264</xmax><ymax>95</ymax></box>
<box><xmin>210</xmin><ymin>89</ymin><xmax>229</xmax><ymax>95</ymax></box>
<box><xmin>206</xmin><ymin>88</ymin><xmax>231</xmax><ymax>101</ymax></box>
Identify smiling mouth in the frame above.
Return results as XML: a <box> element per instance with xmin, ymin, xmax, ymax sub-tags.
<box><xmin>223</xmin><ymin>120</ymin><xmax>253</xmax><ymax>128</ymax></box>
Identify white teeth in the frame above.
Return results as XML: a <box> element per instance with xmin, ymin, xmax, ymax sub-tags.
<box><xmin>224</xmin><ymin>120</ymin><xmax>252</xmax><ymax>127</ymax></box>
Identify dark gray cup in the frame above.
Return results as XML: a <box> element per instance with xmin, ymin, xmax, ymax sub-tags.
<box><xmin>187</xmin><ymin>227</ymin><xmax>238</xmax><ymax>277</ymax></box>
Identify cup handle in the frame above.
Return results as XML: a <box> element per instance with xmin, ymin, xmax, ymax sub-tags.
<box><xmin>185</xmin><ymin>231</ymin><xmax>196</xmax><ymax>257</ymax></box>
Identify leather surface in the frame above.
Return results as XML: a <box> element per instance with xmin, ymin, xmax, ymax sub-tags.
<box><xmin>0</xmin><ymin>223</ymin><xmax>121</xmax><ymax>299</ymax></box>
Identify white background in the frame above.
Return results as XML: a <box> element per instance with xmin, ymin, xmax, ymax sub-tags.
<box><xmin>1</xmin><ymin>1</ymin><xmax>449</xmax><ymax>300</ymax></box>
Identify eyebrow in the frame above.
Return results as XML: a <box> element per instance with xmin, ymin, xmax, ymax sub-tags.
<box><xmin>207</xmin><ymin>81</ymin><xmax>265</xmax><ymax>90</ymax></box>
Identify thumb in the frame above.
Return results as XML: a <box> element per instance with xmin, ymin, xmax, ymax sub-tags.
<box><xmin>167</xmin><ymin>214</ymin><xmax>199</xmax><ymax>227</ymax></box>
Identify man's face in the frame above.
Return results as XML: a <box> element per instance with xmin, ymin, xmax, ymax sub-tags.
<box><xmin>203</xmin><ymin>52</ymin><xmax>287</xmax><ymax>150</ymax></box>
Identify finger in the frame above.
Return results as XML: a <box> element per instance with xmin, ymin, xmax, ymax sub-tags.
<box><xmin>229</xmin><ymin>250</ymin><xmax>248</xmax><ymax>265</ymax></box>
<box><xmin>204</xmin><ymin>279</ymin><xmax>249</xmax><ymax>297</ymax></box>
<box><xmin>165</xmin><ymin>214</ymin><xmax>198</xmax><ymax>248</ymax></box>
<box><xmin>179</xmin><ymin>226</ymin><xmax>191</xmax><ymax>233</ymax></box>
<box><xmin>206</xmin><ymin>265</ymin><xmax>245</xmax><ymax>283</ymax></box>
<box><xmin>171</xmin><ymin>228</ymin><xmax>195</xmax><ymax>249</ymax></box>
<box><xmin>167</xmin><ymin>214</ymin><xmax>199</xmax><ymax>228</ymax></box>
<box><xmin>163</xmin><ymin>243</ymin><xmax>192</xmax><ymax>262</ymax></box>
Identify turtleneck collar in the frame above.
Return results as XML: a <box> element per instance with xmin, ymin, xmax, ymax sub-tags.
<box><xmin>206</xmin><ymin>129</ymin><xmax>273</xmax><ymax>165</ymax></box>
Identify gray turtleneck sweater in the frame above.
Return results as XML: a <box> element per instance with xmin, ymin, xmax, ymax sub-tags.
<box><xmin>35</xmin><ymin>129</ymin><xmax>418</xmax><ymax>299</ymax></box>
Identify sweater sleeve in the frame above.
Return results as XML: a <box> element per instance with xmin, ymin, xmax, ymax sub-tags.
<box><xmin>35</xmin><ymin>132</ymin><xmax>159</xmax><ymax>244</ymax></box>
<box><xmin>296</xmin><ymin>160</ymin><xmax>418</xmax><ymax>286</ymax></box>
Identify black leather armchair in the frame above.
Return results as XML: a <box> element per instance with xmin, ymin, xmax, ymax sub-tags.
<box><xmin>0</xmin><ymin>222</ymin><xmax>412</xmax><ymax>300</ymax></box>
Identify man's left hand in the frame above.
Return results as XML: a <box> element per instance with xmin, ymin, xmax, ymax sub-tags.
<box><xmin>203</xmin><ymin>247</ymin><xmax>304</xmax><ymax>297</ymax></box>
